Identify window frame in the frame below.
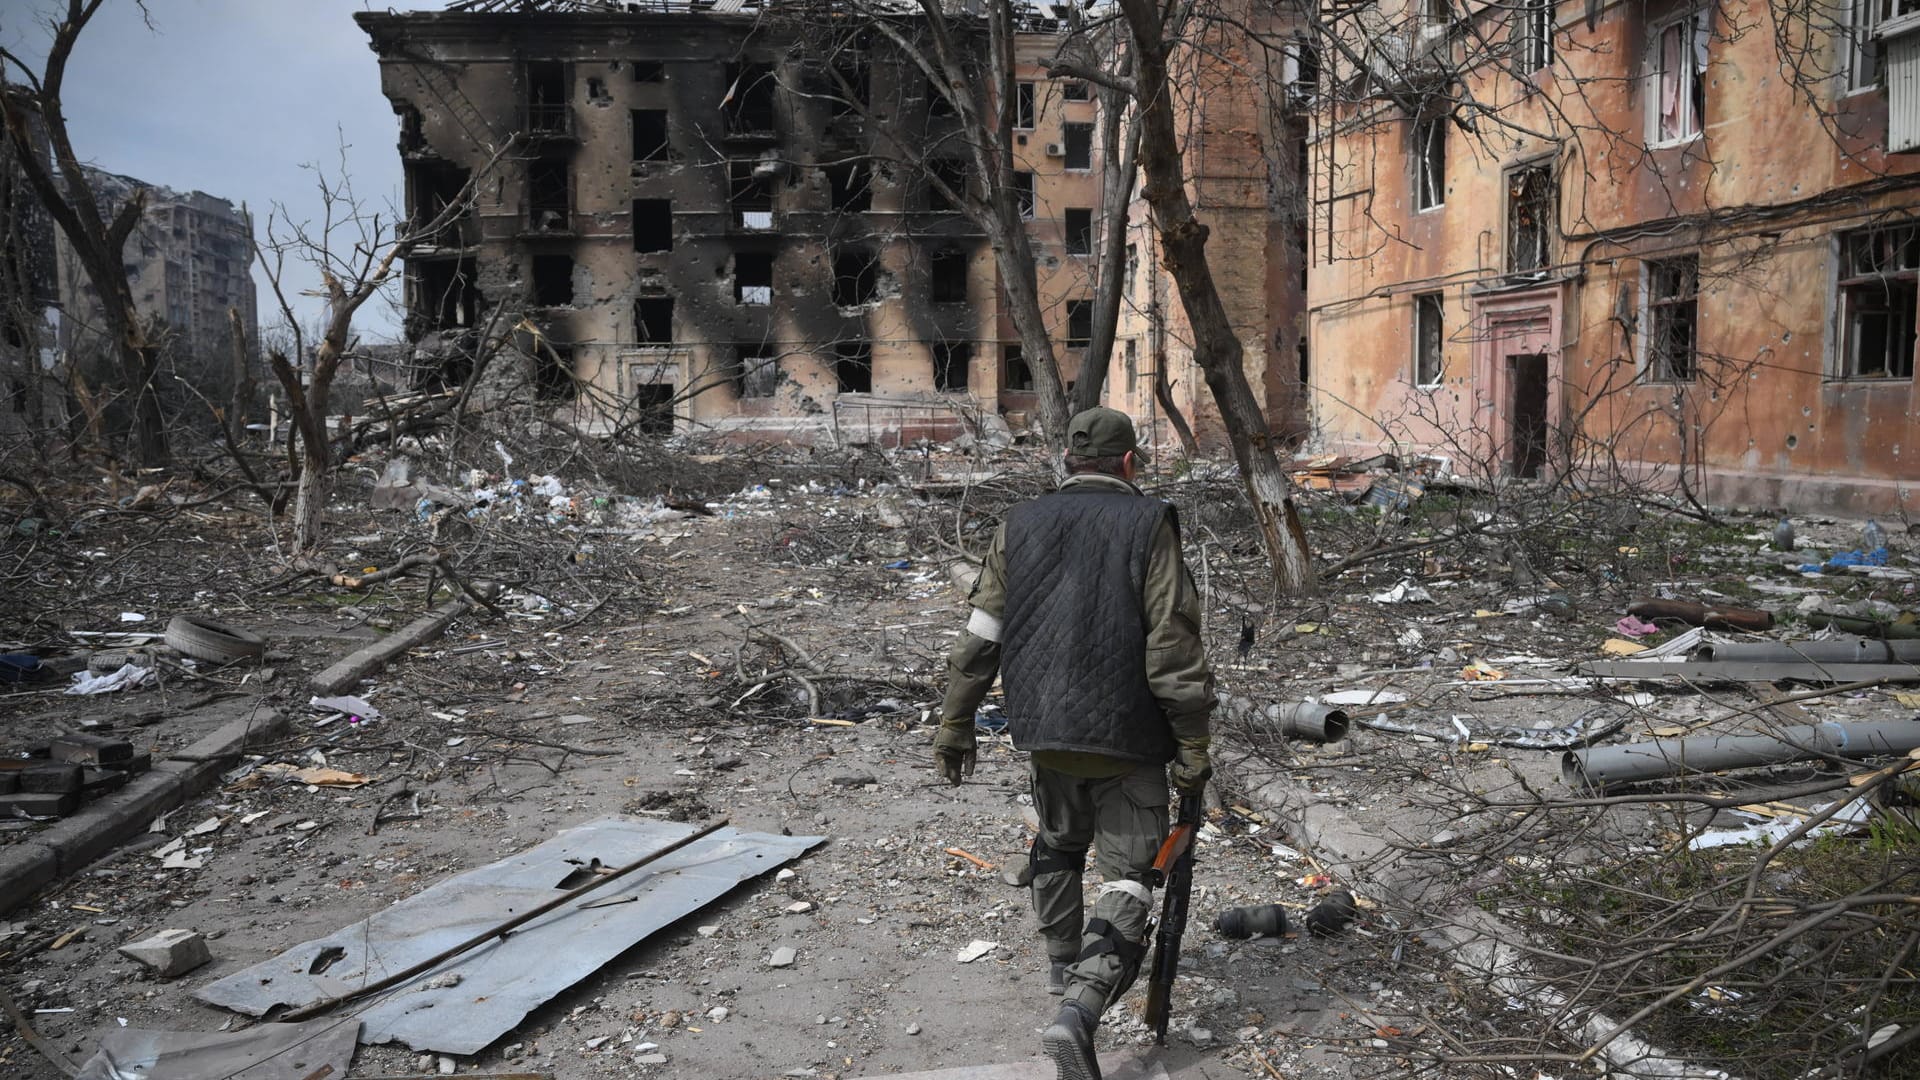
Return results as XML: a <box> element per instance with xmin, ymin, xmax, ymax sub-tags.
<box><xmin>1516</xmin><ymin>0</ymin><xmax>1554</xmax><ymax>75</ymax></box>
<box><xmin>1505</xmin><ymin>159</ymin><xmax>1556</xmax><ymax>274</ymax></box>
<box><xmin>1064</xmin><ymin>207</ymin><xmax>1094</xmax><ymax>256</ymax></box>
<box><xmin>1061</xmin><ymin>80</ymin><xmax>1091</xmax><ymax>102</ymax></box>
<box><xmin>1015</xmin><ymin>82</ymin><xmax>1036</xmax><ymax>130</ymax></box>
<box><xmin>1413</xmin><ymin>292</ymin><xmax>1445</xmax><ymax>387</ymax></box>
<box><xmin>1062</xmin><ymin>122</ymin><xmax>1094</xmax><ymax>171</ymax></box>
<box><xmin>1065</xmin><ymin>299</ymin><xmax>1094</xmax><ymax>349</ymax></box>
<box><xmin>1647</xmin><ymin>7</ymin><xmax>1710</xmax><ymax>147</ymax></box>
<box><xmin>1834</xmin><ymin>224</ymin><xmax>1920</xmax><ymax>380</ymax></box>
<box><xmin>1641</xmin><ymin>254</ymin><xmax>1700</xmax><ymax>383</ymax></box>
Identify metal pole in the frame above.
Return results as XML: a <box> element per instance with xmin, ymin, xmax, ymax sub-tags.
<box><xmin>1564</xmin><ymin>720</ymin><xmax>1920</xmax><ymax>788</ymax></box>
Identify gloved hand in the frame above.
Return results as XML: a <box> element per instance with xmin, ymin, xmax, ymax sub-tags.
<box><xmin>1170</xmin><ymin>736</ymin><xmax>1212</xmax><ymax>794</ymax></box>
<box><xmin>933</xmin><ymin>719</ymin><xmax>977</xmax><ymax>785</ymax></box>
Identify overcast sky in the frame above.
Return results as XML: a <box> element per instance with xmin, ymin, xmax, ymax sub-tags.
<box><xmin>5</xmin><ymin>0</ymin><xmax>409</xmax><ymax>338</ymax></box>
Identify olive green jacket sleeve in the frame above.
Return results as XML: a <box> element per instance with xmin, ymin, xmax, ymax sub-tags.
<box><xmin>1144</xmin><ymin>514</ymin><xmax>1215</xmax><ymax>742</ymax></box>
<box><xmin>937</xmin><ymin>525</ymin><xmax>1007</xmax><ymax>732</ymax></box>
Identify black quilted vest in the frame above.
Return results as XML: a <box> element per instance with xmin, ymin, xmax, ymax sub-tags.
<box><xmin>1001</xmin><ymin>486</ymin><xmax>1176</xmax><ymax>764</ymax></box>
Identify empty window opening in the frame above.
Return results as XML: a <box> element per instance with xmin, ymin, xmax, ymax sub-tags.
<box><xmin>829</xmin><ymin>58</ymin><xmax>870</xmax><ymax>117</ymax></box>
<box><xmin>526</xmin><ymin>60</ymin><xmax>569</xmax><ymax>133</ymax></box>
<box><xmin>832</xmin><ymin>249</ymin><xmax>879</xmax><ymax>307</ymax></box>
<box><xmin>407</xmin><ymin>160</ymin><xmax>471</xmax><ymax>234</ymax></box>
<box><xmin>735</xmin><ymin>252</ymin><xmax>774</xmax><ymax>305</ymax></box>
<box><xmin>1414</xmin><ymin>292</ymin><xmax>1444</xmax><ymax>385</ymax></box>
<box><xmin>1065</xmin><ymin>208</ymin><xmax>1094</xmax><ymax>256</ymax></box>
<box><xmin>730</xmin><ymin>161</ymin><xmax>777</xmax><ymax>228</ymax></box>
<box><xmin>926</xmin><ymin>77</ymin><xmax>955</xmax><ymax>117</ymax></box>
<box><xmin>534</xmin><ymin>342</ymin><xmax>576</xmax><ymax>400</ymax></box>
<box><xmin>934</xmin><ymin>341</ymin><xmax>972</xmax><ymax>391</ymax></box>
<box><xmin>1285</xmin><ymin>36</ymin><xmax>1320</xmax><ymax>101</ymax></box>
<box><xmin>1016</xmin><ymin>82</ymin><xmax>1036</xmax><ymax>129</ymax></box>
<box><xmin>930</xmin><ymin>247</ymin><xmax>967</xmax><ymax>303</ymax></box>
<box><xmin>1004</xmin><ymin>345</ymin><xmax>1033</xmax><ymax>390</ymax></box>
<box><xmin>1506</xmin><ymin>163</ymin><xmax>1554</xmax><ymax>273</ymax></box>
<box><xmin>1838</xmin><ymin>225</ymin><xmax>1918</xmax><ymax>378</ymax></box>
<box><xmin>1645</xmin><ymin>256</ymin><xmax>1698</xmax><ymax>382</ymax></box>
<box><xmin>633</xmin><ymin>384</ymin><xmax>676</xmax><ymax>435</ymax></box>
<box><xmin>724</xmin><ymin>61</ymin><xmax>778</xmax><ymax>134</ymax></box>
<box><xmin>1014</xmin><ymin>170</ymin><xmax>1035</xmax><ymax>220</ymax></box>
<box><xmin>531</xmin><ymin>253</ymin><xmax>574</xmax><ymax>306</ymax></box>
<box><xmin>636</xmin><ymin>296</ymin><xmax>674</xmax><ymax>343</ymax></box>
<box><xmin>1061</xmin><ymin>80</ymin><xmax>1090</xmax><ymax>101</ymax></box>
<box><xmin>1414</xmin><ymin>114</ymin><xmax>1445</xmax><ymax>210</ymax></box>
<box><xmin>632</xmin><ymin>109</ymin><xmax>670</xmax><ymax>162</ymax></box>
<box><xmin>587</xmin><ymin>77</ymin><xmax>609</xmax><ymax>103</ymax></box>
<box><xmin>1517</xmin><ymin>0</ymin><xmax>1554</xmax><ymax>73</ymax></box>
<box><xmin>1124</xmin><ymin>338</ymin><xmax>1138</xmax><ymax>389</ymax></box>
<box><xmin>411</xmin><ymin>257</ymin><xmax>478</xmax><ymax>331</ymax></box>
<box><xmin>737</xmin><ymin>342</ymin><xmax>780</xmax><ymax>397</ymax></box>
<box><xmin>828</xmin><ymin>160</ymin><xmax>872</xmax><ymax>212</ymax></box>
<box><xmin>1125</xmin><ymin>243</ymin><xmax>1139</xmax><ymax>299</ymax></box>
<box><xmin>633</xmin><ymin>199</ymin><xmax>673</xmax><ymax>253</ymax></box>
<box><xmin>528</xmin><ymin>157</ymin><xmax>570</xmax><ymax>232</ymax></box>
<box><xmin>1651</xmin><ymin>9</ymin><xmax>1709</xmax><ymax>144</ymax></box>
<box><xmin>1066</xmin><ymin>299</ymin><xmax>1093</xmax><ymax>348</ymax></box>
<box><xmin>926</xmin><ymin>158</ymin><xmax>968</xmax><ymax>212</ymax></box>
<box><xmin>632</xmin><ymin>60</ymin><xmax>664</xmax><ymax>83</ymax></box>
<box><xmin>835</xmin><ymin>341</ymin><xmax>873</xmax><ymax>393</ymax></box>
<box><xmin>1063</xmin><ymin>122</ymin><xmax>1093</xmax><ymax>170</ymax></box>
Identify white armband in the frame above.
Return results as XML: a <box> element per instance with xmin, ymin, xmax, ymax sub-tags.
<box><xmin>966</xmin><ymin>607</ymin><xmax>1004</xmax><ymax>643</ymax></box>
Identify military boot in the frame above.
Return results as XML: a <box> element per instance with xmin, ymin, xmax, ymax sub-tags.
<box><xmin>1042</xmin><ymin>999</ymin><xmax>1101</xmax><ymax>1080</ymax></box>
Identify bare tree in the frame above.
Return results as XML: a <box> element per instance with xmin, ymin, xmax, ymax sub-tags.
<box><xmin>257</xmin><ymin>141</ymin><xmax>514</xmax><ymax>552</ymax></box>
<box><xmin>0</xmin><ymin>0</ymin><xmax>168</xmax><ymax>466</ymax></box>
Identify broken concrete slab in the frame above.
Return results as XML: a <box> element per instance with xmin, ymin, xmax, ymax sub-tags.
<box><xmin>118</xmin><ymin>928</ymin><xmax>212</xmax><ymax>977</ymax></box>
<box><xmin>75</xmin><ymin>1017</ymin><xmax>358</xmax><ymax>1080</ymax></box>
<box><xmin>196</xmin><ymin>818</ymin><xmax>824</xmax><ymax>1054</ymax></box>
<box><xmin>311</xmin><ymin>597</ymin><xmax>472</xmax><ymax>695</ymax></box>
<box><xmin>51</xmin><ymin>732</ymin><xmax>134</xmax><ymax>765</ymax></box>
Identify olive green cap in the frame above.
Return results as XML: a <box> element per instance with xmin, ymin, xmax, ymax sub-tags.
<box><xmin>1065</xmin><ymin>407</ymin><xmax>1149</xmax><ymax>463</ymax></box>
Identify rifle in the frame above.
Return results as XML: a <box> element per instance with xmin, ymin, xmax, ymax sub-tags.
<box><xmin>1141</xmin><ymin>792</ymin><xmax>1203</xmax><ymax>1044</ymax></box>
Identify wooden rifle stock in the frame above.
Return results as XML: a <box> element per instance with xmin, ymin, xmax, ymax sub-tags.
<box><xmin>1142</xmin><ymin>793</ymin><xmax>1203</xmax><ymax>1043</ymax></box>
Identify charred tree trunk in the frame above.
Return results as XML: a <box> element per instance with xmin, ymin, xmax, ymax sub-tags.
<box><xmin>1114</xmin><ymin>0</ymin><xmax>1316</xmax><ymax>594</ymax></box>
<box><xmin>227</xmin><ymin>307</ymin><xmax>256</xmax><ymax>444</ymax></box>
<box><xmin>1153</xmin><ymin>351</ymin><xmax>1200</xmax><ymax>458</ymax></box>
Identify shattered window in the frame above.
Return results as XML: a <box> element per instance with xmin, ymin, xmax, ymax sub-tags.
<box><xmin>1838</xmin><ymin>224</ymin><xmax>1920</xmax><ymax>379</ymax></box>
<box><xmin>934</xmin><ymin>341</ymin><xmax>971</xmax><ymax>392</ymax></box>
<box><xmin>1061</xmin><ymin>80</ymin><xmax>1090</xmax><ymax>101</ymax></box>
<box><xmin>930</xmin><ymin>247</ymin><xmax>968</xmax><ymax>303</ymax></box>
<box><xmin>1066</xmin><ymin>299</ymin><xmax>1093</xmax><ymax>349</ymax></box>
<box><xmin>1003</xmin><ymin>344</ymin><xmax>1033</xmax><ymax>391</ymax></box>
<box><xmin>633</xmin><ymin>110</ymin><xmax>670</xmax><ymax>162</ymax></box>
<box><xmin>734</xmin><ymin>252</ymin><xmax>774</xmax><ymax>306</ymax></box>
<box><xmin>1413</xmin><ymin>114</ymin><xmax>1445</xmax><ymax>211</ymax></box>
<box><xmin>1645</xmin><ymin>255</ymin><xmax>1698</xmax><ymax>382</ymax></box>
<box><xmin>1650</xmin><ymin>9</ymin><xmax>1709</xmax><ymax>144</ymax></box>
<box><xmin>1063</xmin><ymin>123</ymin><xmax>1093</xmax><ymax>170</ymax></box>
<box><xmin>1414</xmin><ymin>292</ymin><xmax>1444</xmax><ymax>385</ymax></box>
<box><xmin>834</xmin><ymin>340</ymin><xmax>873</xmax><ymax>393</ymax></box>
<box><xmin>926</xmin><ymin>158</ymin><xmax>968</xmax><ymax>213</ymax></box>
<box><xmin>1016</xmin><ymin>82</ymin><xmax>1036</xmax><ymax>129</ymax></box>
<box><xmin>736</xmin><ymin>342</ymin><xmax>780</xmax><ymax>398</ymax></box>
<box><xmin>1506</xmin><ymin>163</ymin><xmax>1554</xmax><ymax>273</ymax></box>
<box><xmin>1013</xmin><ymin>171</ymin><xmax>1036</xmax><ymax>220</ymax></box>
<box><xmin>1065</xmin><ymin>208</ymin><xmax>1093</xmax><ymax>256</ymax></box>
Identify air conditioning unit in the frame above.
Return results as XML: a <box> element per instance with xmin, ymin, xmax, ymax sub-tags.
<box><xmin>1044</xmin><ymin>142</ymin><xmax>1066</xmax><ymax>157</ymax></box>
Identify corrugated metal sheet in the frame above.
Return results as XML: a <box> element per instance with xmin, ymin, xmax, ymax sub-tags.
<box><xmin>1885</xmin><ymin>21</ymin><xmax>1920</xmax><ymax>152</ymax></box>
<box><xmin>194</xmin><ymin>819</ymin><xmax>824</xmax><ymax>1054</ymax></box>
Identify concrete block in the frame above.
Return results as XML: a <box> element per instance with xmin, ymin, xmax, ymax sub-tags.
<box><xmin>102</xmin><ymin>751</ymin><xmax>153</xmax><ymax>775</ymax></box>
<box><xmin>0</xmin><ymin>843</ymin><xmax>57</xmax><ymax>913</ymax></box>
<box><xmin>81</xmin><ymin>767</ymin><xmax>129</xmax><ymax>798</ymax></box>
<box><xmin>19</xmin><ymin>764</ymin><xmax>81</xmax><ymax>794</ymax></box>
<box><xmin>51</xmin><ymin>733</ymin><xmax>134</xmax><ymax>765</ymax></box>
<box><xmin>0</xmin><ymin>791</ymin><xmax>79</xmax><ymax>818</ymax></box>
<box><xmin>118</xmin><ymin>928</ymin><xmax>212</xmax><ymax>977</ymax></box>
<box><xmin>0</xmin><ymin>771</ymin><xmax>16</xmax><ymax>794</ymax></box>
<box><xmin>169</xmin><ymin>709</ymin><xmax>288</xmax><ymax>763</ymax></box>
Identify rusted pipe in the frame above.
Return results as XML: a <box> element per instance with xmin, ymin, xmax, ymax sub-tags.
<box><xmin>1564</xmin><ymin>719</ymin><xmax>1920</xmax><ymax>788</ymax></box>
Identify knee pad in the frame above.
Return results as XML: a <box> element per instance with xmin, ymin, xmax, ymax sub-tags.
<box><xmin>1029</xmin><ymin>837</ymin><xmax>1088</xmax><ymax>878</ymax></box>
<box><xmin>1075</xmin><ymin>914</ymin><xmax>1151</xmax><ymax>1009</ymax></box>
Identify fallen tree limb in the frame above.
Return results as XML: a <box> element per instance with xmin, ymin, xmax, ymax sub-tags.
<box><xmin>331</xmin><ymin>552</ymin><xmax>440</xmax><ymax>589</ymax></box>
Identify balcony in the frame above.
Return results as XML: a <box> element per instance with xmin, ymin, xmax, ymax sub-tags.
<box><xmin>522</xmin><ymin>104</ymin><xmax>577</xmax><ymax>143</ymax></box>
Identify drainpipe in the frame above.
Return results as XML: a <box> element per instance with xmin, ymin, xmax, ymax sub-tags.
<box><xmin>1688</xmin><ymin>639</ymin><xmax>1920</xmax><ymax>665</ymax></box>
<box><xmin>1217</xmin><ymin>695</ymin><xmax>1350</xmax><ymax>743</ymax></box>
<box><xmin>1564</xmin><ymin>718</ymin><xmax>1920</xmax><ymax>788</ymax></box>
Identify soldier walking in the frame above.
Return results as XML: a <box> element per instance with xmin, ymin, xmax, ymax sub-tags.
<box><xmin>933</xmin><ymin>407</ymin><xmax>1216</xmax><ymax>1080</ymax></box>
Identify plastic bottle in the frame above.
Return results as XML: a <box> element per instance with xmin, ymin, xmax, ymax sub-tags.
<box><xmin>1863</xmin><ymin>519</ymin><xmax>1888</xmax><ymax>552</ymax></box>
<box><xmin>1771</xmin><ymin>517</ymin><xmax>1796</xmax><ymax>551</ymax></box>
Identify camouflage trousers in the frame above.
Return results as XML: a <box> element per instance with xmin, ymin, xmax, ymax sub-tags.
<box><xmin>1027</xmin><ymin>761</ymin><xmax>1169</xmax><ymax>1017</ymax></box>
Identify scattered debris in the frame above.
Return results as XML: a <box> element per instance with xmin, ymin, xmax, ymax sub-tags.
<box><xmin>117</xmin><ymin>929</ymin><xmax>212</xmax><ymax>978</ymax></box>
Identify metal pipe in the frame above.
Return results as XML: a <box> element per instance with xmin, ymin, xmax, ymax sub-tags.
<box><xmin>1217</xmin><ymin>695</ymin><xmax>1349</xmax><ymax>742</ymax></box>
<box><xmin>1690</xmin><ymin>638</ymin><xmax>1920</xmax><ymax>664</ymax></box>
<box><xmin>1563</xmin><ymin>720</ymin><xmax>1920</xmax><ymax>789</ymax></box>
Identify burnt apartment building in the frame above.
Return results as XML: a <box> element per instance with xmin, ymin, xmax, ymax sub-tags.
<box><xmin>1306</xmin><ymin>0</ymin><xmax>1920</xmax><ymax>515</ymax></box>
<box><xmin>355</xmin><ymin>0</ymin><xmax>1103</xmax><ymax>443</ymax></box>
<box><xmin>55</xmin><ymin>168</ymin><xmax>257</xmax><ymax>377</ymax></box>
